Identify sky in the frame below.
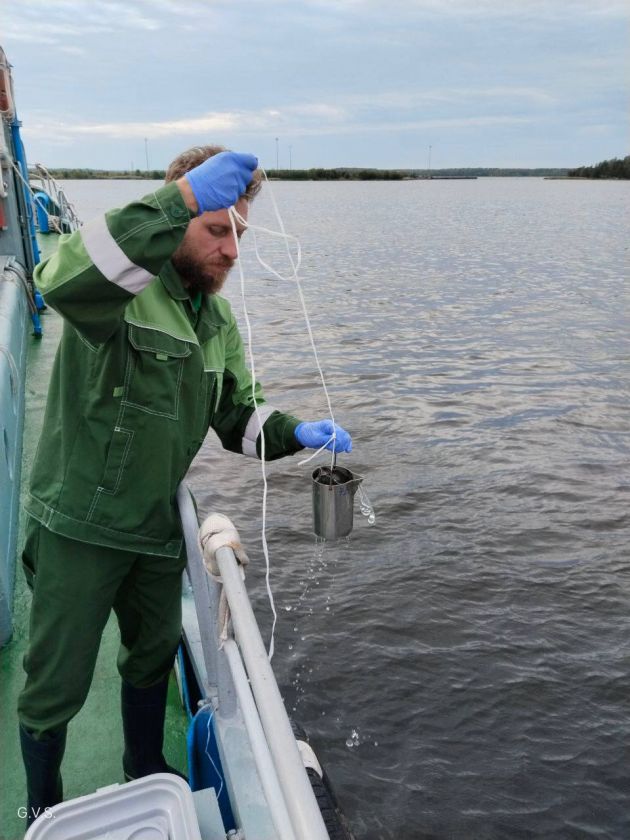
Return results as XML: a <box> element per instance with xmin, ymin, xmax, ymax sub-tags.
<box><xmin>4</xmin><ymin>0</ymin><xmax>629</xmax><ymax>170</ymax></box>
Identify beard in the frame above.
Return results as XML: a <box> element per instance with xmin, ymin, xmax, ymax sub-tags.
<box><xmin>171</xmin><ymin>245</ymin><xmax>233</xmax><ymax>296</ymax></box>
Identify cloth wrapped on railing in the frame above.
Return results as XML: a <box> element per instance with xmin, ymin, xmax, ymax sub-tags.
<box><xmin>198</xmin><ymin>512</ymin><xmax>250</xmax><ymax>580</ymax></box>
<box><xmin>198</xmin><ymin>512</ymin><xmax>250</xmax><ymax>646</ymax></box>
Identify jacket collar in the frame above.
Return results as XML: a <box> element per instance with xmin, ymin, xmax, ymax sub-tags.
<box><xmin>160</xmin><ymin>260</ymin><xmax>228</xmax><ymax>342</ymax></box>
<box><xmin>196</xmin><ymin>293</ymin><xmax>228</xmax><ymax>343</ymax></box>
<box><xmin>160</xmin><ymin>260</ymin><xmax>189</xmax><ymax>301</ymax></box>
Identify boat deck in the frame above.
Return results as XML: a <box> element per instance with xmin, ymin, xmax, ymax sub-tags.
<box><xmin>0</xmin><ymin>234</ymin><xmax>188</xmax><ymax>840</ymax></box>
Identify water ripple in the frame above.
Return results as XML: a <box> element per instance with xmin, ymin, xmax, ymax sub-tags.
<box><xmin>176</xmin><ymin>178</ymin><xmax>630</xmax><ymax>839</ymax></box>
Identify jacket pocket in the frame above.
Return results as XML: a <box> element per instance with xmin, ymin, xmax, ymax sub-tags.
<box><xmin>100</xmin><ymin>427</ymin><xmax>134</xmax><ymax>494</ymax></box>
<box><xmin>86</xmin><ymin>426</ymin><xmax>134</xmax><ymax>522</ymax></box>
<box><xmin>124</xmin><ymin>325</ymin><xmax>192</xmax><ymax>419</ymax></box>
<box><xmin>209</xmin><ymin>370</ymin><xmax>223</xmax><ymax>416</ymax></box>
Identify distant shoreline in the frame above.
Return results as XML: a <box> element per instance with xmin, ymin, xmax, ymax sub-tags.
<box><xmin>44</xmin><ymin>167</ymin><xmax>572</xmax><ymax>181</ymax></box>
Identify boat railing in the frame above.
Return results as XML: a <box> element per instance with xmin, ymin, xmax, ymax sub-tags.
<box><xmin>177</xmin><ymin>484</ymin><xmax>330</xmax><ymax>840</ymax></box>
<box><xmin>28</xmin><ymin>163</ymin><xmax>81</xmax><ymax>233</ymax></box>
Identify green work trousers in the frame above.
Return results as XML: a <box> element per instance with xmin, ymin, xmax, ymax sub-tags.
<box><xmin>18</xmin><ymin>517</ymin><xmax>187</xmax><ymax>739</ymax></box>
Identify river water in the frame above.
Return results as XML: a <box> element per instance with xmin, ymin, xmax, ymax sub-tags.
<box><xmin>61</xmin><ymin>177</ymin><xmax>630</xmax><ymax>839</ymax></box>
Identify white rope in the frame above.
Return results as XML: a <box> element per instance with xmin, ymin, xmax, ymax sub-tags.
<box><xmin>297</xmin><ymin>434</ymin><xmax>335</xmax><ymax>467</ymax></box>
<box><xmin>199</xmin><ymin>702</ymin><xmax>224</xmax><ymax>801</ymax></box>
<box><xmin>258</xmin><ymin>171</ymin><xmax>336</xmax><ymax>445</ymax></box>
<box><xmin>230</xmin><ymin>173</ymin><xmax>338</xmax><ymax>470</ymax></box>
<box><xmin>227</xmin><ymin>169</ymin><xmax>340</xmax><ymax>659</ymax></box>
<box><xmin>228</xmin><ymin>205</ymin><xmax>277</xmax><ymax>661</ymax></box>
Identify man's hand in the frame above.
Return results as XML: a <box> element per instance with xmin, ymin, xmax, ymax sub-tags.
<box><xmin>178</xmin><ymin>151</ymin><xmax>258</xmax><ymax>215</ymax></box>
<box><xmin>295</xmin><ymin>420</ymin><xmax>352</xmax><ymax>453</ymax></box>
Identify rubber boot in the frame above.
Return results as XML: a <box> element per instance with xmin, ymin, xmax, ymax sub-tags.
<box><xmin>121</xmin><ymin>676</ymin><xmax>187</xmax><ymax>782</ymax></box>
<box><xmin>19</xmin><ymin>724</ymin><xmax>66</xmax><ymax>828</ymax></box>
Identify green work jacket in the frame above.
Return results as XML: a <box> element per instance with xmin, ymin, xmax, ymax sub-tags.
<box><xmin>26</xmin><ymin>182</ymin><xmax>303</xmax><ymax>558</ymax></box>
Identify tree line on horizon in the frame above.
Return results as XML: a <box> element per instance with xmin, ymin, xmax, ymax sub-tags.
<box><xmin>45</xmin><ymin>166</ymin><xmax>570</xmax><ymax>181</ymax></box>
<box><xmin>43</xmin><ymin>168</ymin><xmax>166</xmax><ymax>180</ymax></box>
<box><xmin>568</xmin><ymin>156</ymin><xmax>630</xmax><ymax>180</ymax></box>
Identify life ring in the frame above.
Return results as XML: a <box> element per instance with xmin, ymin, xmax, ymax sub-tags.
<box><xmin>0</xmin><ymin>48</ymin><xmax>15</xmax><ymax>121</ymax></box>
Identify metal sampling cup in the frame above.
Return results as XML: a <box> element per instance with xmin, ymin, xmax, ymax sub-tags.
<box><xmin>311</xmin><ymin>466</ymin><xmax>363</xmax><ymax>540</ymax></box>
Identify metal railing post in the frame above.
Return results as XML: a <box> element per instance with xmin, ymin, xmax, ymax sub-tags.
<box><xmin>177</xmin><ymin>484</ymin><xmax>236</xmax><ymax>716</ymax></box>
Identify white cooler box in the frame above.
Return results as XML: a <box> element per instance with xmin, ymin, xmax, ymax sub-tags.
<box><xmin>25</xmin><ymin>773</ymin><xmax>203</xmax><ymax>840</ymax></box>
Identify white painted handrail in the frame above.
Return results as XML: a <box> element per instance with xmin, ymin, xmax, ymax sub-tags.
<box><xmin>214</xmin><ymin>544</ymin><xmax>330</xmax><ymax>840</ymax></box>
<box><xmin>222</xmin><ymin>639</ymin><xmax>297</xmax><ymax>840</ymax></box>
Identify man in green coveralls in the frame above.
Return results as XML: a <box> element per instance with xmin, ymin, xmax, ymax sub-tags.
<box><xmin>18</xmin><ymin>147</ymin><xmax>352</xmax><ymax>827</ymax></box>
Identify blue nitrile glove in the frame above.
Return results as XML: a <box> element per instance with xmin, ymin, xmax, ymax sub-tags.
<box><xmin>295</xmin><ymin>420</ymin><xmax>352</xmax><ymax>453</ymax></box>
<box><xmin>185</xmin><ymin>151</ymin><xmax>258</xmax><ymax>214</ymax></box>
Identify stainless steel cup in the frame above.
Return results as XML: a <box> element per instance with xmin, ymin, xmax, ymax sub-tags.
<box><xmin>312</xmin><ymin>466</ymin><xmax>363</xmax><ymax>540</ymax></box>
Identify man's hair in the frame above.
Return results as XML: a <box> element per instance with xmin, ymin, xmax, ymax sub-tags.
<box><xmin>165</xmin><ymin>144</ymin><xmax>262</xmax><ymax>202</ymax></box>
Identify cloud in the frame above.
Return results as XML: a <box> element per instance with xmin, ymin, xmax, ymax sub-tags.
<box><xmin>21</xmin><ymin>107</ymin><xmax>329</xmax><ymax>141</ymax></box>
<box><xmin>291</xmin><ymin>0</ymin><xmax>629</xmax><ymax>17</ymax></box>
<box><xmin>69</xmin><ymin>113</ymin><xmax>241</xmax><ymax>139</ymax></box>
<box><xmin>5</xmin><ymin>20</ymin><xmax>115</xmax><ymax>44</ymax></box>
<box><xmin>8</xmin><ymin>0</ymin><xmax>627</xmax><ymax>169</ymax></box>
<box><xmin>21</xmin><ymin>104</ymin><xmax>533</xmax><ymax>144</ymax></box>
<box><xmin>288</xmin><ymin>103</ymin><xmax>347</xmax><ymax>120</ymax></box>
<box><xmin>342</xmin><ymin>87</ymin><xmax>556</xmax><ymax>111</ymax></box>
<box><xmin>577</xmin><ymin>124</ymin><xmax>616</xmax><ymax>136</ymax></box>
<box><xmin>5</xmin><ymin>0</ymin><xmax>164</xmax><ymax>46</ymax></box>
<box><xmin>290</xmin><ymin>114</ymin><xmax>535</xmax><ymax>137</ymax></box>
<box><xmin>27</xmin><ymin>82</ymin><xmax>548</xmax><ymax>141</ymax></box>
<box><xmin>57</xmin><ymin>45</ymin><xmax>88</xmax><ymax>57</ymax></box>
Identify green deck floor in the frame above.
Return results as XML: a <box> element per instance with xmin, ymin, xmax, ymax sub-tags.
<box><xmin>0</xmin><ymin>236</ymin><xmax>188</xmax><ymax>840</ymax></box>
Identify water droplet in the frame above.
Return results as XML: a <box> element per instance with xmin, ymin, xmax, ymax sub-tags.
<box><xmin>357</xmin><ymin>486</ymin><xmax>376</xmax><ymax>524</ymax></box>
<box><xmin>374</xmin><ymin>741</ymin><xmax>379</xmax><ymax>747</ymax></box>
<box><xmin>345</xmin><ymin>728</ymin><xmax>361</xmax><ymax>748</ymax></box>
<box><xmin>284</xmin><ymin>606</ymin><xmax>292</xmax><ymax>612</ymax></box>
<box><xmin>288</xmin><ymin>644</ymin><xmax>293</xmax><ymax>650</ymax></box>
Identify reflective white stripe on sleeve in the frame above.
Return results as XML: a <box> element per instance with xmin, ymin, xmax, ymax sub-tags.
<box><xmin>242</xmin><ymin>405</ymin><xmax>276</xmax><ymax>457</ymax></box>
<box><xmin>81</xmin><ymin>215</ymin><xmax>154</xmax><ymax>295</ymax></box>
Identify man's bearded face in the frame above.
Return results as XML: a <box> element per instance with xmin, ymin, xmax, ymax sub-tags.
<box><xmin>172</xmin><ymin>199</ymin><xmax>248</xmax><ymax>295</ymax></box>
